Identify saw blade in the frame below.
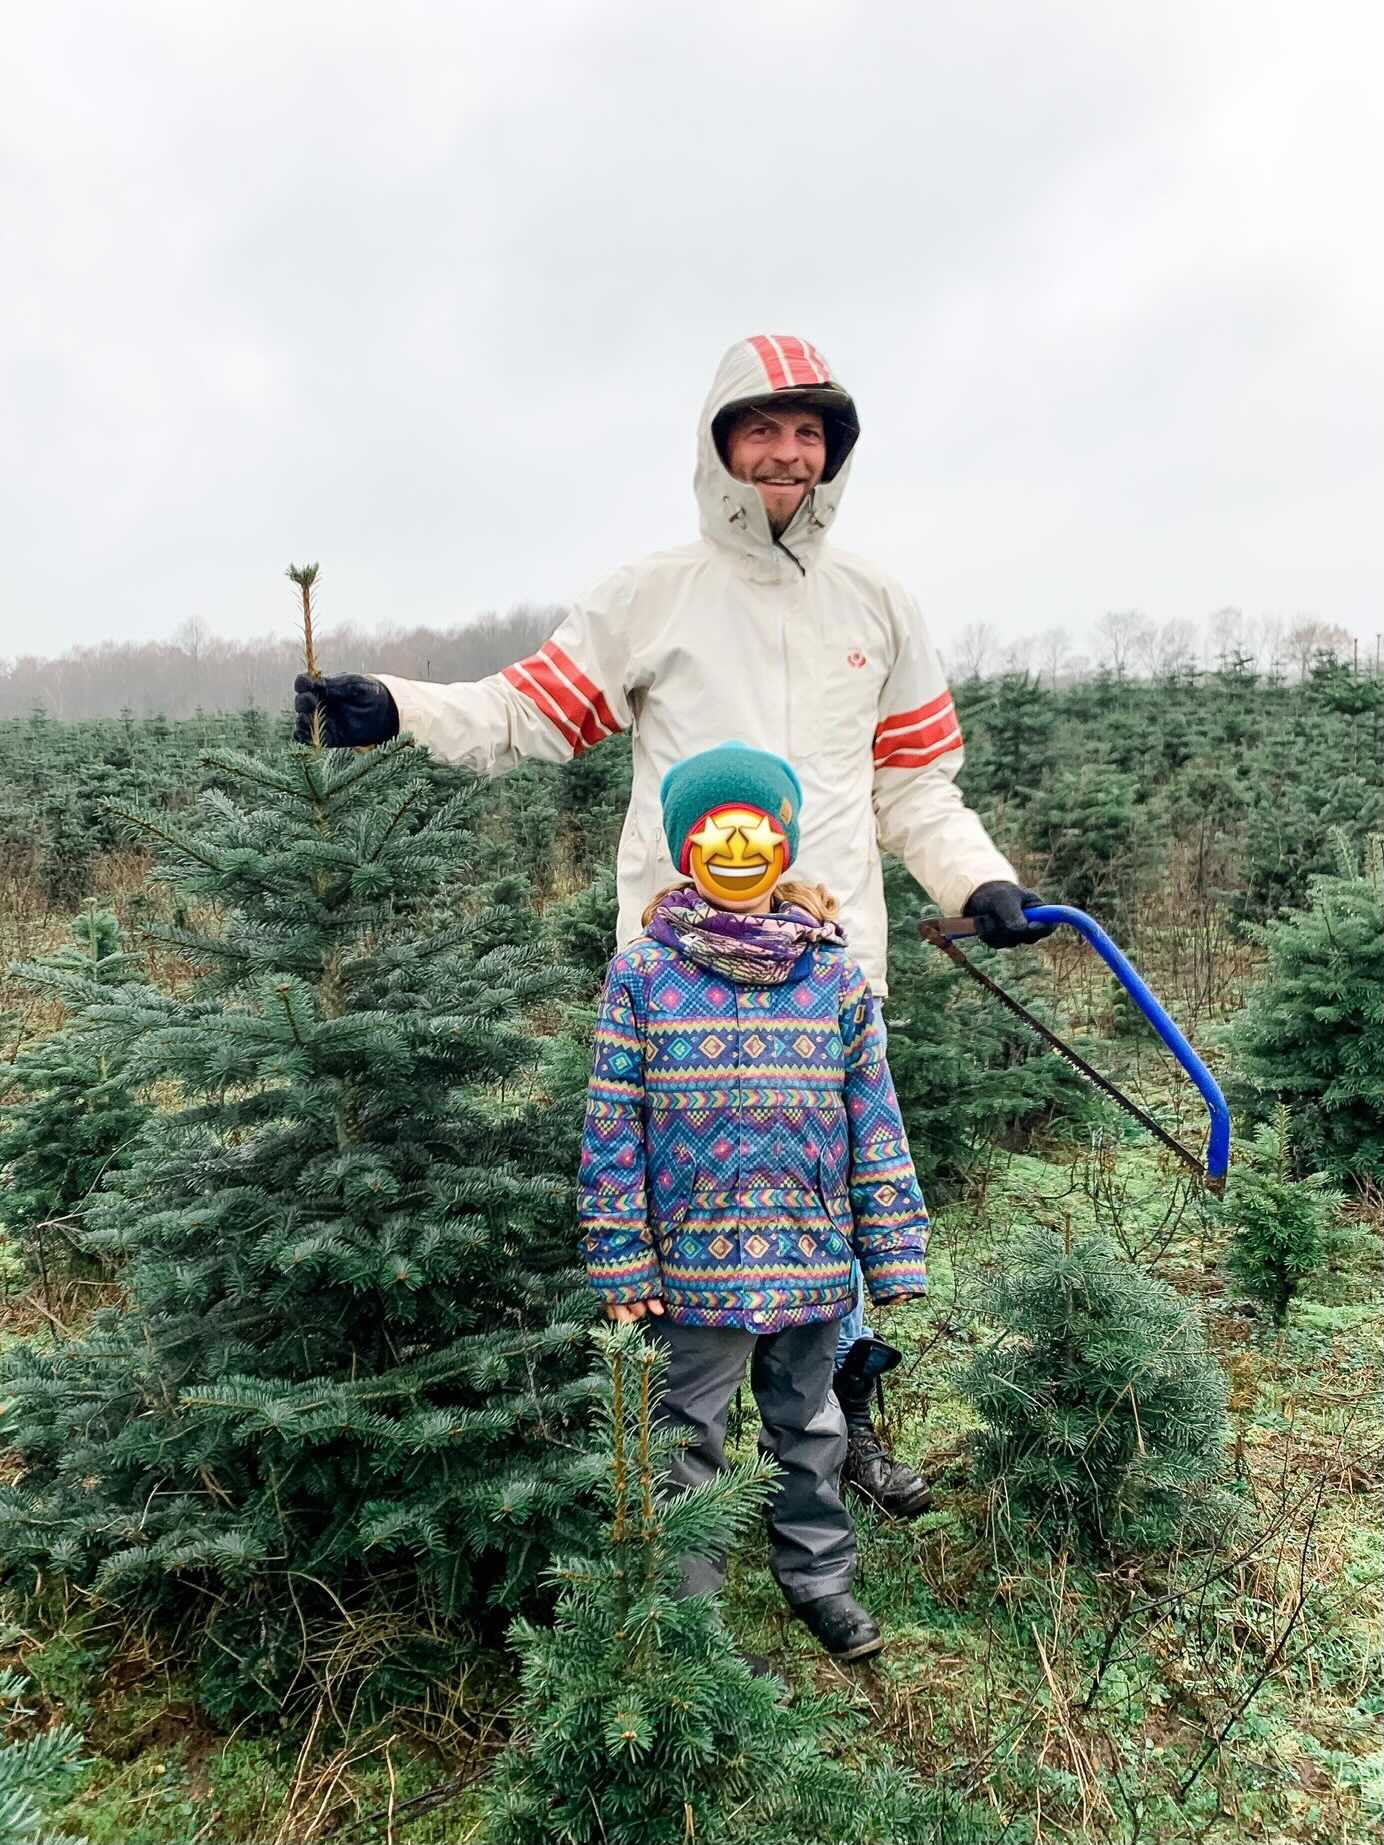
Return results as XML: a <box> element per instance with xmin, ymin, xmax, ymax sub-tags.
<box><xmin>918</xmin><ymin>922</ymin><xmax>1208</xmax><ymax>1182</ymax></box>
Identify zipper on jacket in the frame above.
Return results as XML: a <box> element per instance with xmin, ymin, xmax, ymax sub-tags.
<box><xmin>773</xmin><ymin>539</ymin><xmax>805</xmax><ymax>750</ymax></box>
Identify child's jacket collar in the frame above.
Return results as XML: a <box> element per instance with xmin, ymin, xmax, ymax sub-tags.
<box><xmin>645</xmin><ymin>890</ymin><xmax>846</xmax><ymax>987</ymax></box>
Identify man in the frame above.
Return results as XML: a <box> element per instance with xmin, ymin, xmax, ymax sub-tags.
<box><xmin>295</xmin><ymin>332</ymin><xmax>1052</xmax><ymax>1518</ymax></box>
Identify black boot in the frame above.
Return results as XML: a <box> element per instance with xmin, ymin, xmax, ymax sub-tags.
<box><xmin>833</xmin><ymin>1337</ymin><xmax>932</xmax><ymax>1520</ymax></box>
<box><xmin>791</xmin><ymin>1591</ymin><xmax>885</xmax><ymax>1661</ymax></box>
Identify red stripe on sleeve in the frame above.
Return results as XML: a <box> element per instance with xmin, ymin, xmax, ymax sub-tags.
<box><xmin>882</xmin><ymin>708</ymin><xmax>959</xmax><ymax>752</ymax></box>
<box><xmin>542</xmin><ymin>640</ymin><xmax>622</xmax><ymax>737</ymax></box>
<box><xmin>873</xmin><ymin>688</ymin><xmax>954</xmax><ymax>746</ymax></box>
<box><xmin>874</xmin><ymin>708</ymin><xmax>961</xmax><ymax>759</ymax></box>
<box><xmin>502</xmin><ymin>662</ymin><xmax>583</xmax><ymax>753</ymax></box>
<box><xmin>521</xmin><ymin>653</ymin><xmax>607</xmax><ymax>749</ymax></box>
<box><xmin>876</xmin><ymin>733</ymin><xmax>964</xmax><ymax>770</ymax></box>
<box><xmin>874</xmin><ymin>705</ymin><xmax>958</xmax><ymax>754</ymax></box>
<box><xmin>748</xmin><ymin>334</ymin><xmax>789</xmax><ymax>390</ymax></box>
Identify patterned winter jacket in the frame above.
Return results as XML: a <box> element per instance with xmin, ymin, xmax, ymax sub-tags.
<box><xmin>578</xmin><ymin>934</ymin><xmax>930</xmax><ymax>1331</ymax></box>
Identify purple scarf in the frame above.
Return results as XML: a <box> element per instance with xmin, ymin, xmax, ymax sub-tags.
<box><xmin>646</xmin><ymin>889</ymin><xmax>846</xmax><ymax>986</ymax></box>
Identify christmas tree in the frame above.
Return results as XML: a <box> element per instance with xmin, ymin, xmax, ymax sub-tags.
<box><xmin>0</xmin><ymin>580</ymin><xmax>601</xmax><ymax>1718</ymax></box>
<box><xmin>1019</xmin><ymin>762</ymin><xmax>1146</xmax><ymax>927</ymax></box>
<box><xmin>956</xmin><ymin>1229</ymin><xmax>1232</xmax><ymax>1554</ymax></box>
<box><xmin>0</xmin><ymin>1671</ymin><xmax>86</xmax><ymax>1845</ymax></box>
<box><xmin>1226</xmin><ymin>832</ymin><xmax>1384</xmax><ymax>1185</ymax></box>
<box><xmin>479</xmin><ymin>1325</ymin><xmax>972</xmax><ymax>1845</ymax></box>
<box><xmin>546</xmin><ymin>867</ymin><xmax>619</xmax><ymax>986</ymax></box>
<box><xmin>1212</xmin><ymin>1114</ymin><xmax>1343</xmax><ymax>1325</ymax></box>
<box><xmin>0</xmin><ymin>909</ymin><xmax>148</xmax><ymax>1288</ymax></box>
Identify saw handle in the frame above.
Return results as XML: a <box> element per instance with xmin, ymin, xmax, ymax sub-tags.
<box><xmin>930</xmin><ymin>904</ymin><xmax>1231</xmax><ymax>1187</ymax></box>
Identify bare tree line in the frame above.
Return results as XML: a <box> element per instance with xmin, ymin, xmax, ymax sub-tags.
<box><xmin>1</xmin><ymin>601</ymin><xmax>1375</xmax><ymax>720</ymax></box>
<box><xmin>0</xmin><ymin>604</ymin><xmax>566</xmax><ymax>721</ymax></box>
<box><xmin>945</xmin><ymin>608</ymin><xmax>1371</xmax><ymax>688</ymax></box>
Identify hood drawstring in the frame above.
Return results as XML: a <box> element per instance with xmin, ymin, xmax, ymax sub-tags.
<box><xmin>774</xmin><ymin>537</ymin><xmax>806</xmax><ymax>577</ymax></box>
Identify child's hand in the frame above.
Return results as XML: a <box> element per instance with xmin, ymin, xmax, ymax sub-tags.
<box><xmin>605</xmin><ymin>1298</ymin><xmax>666</xmax><ymax>1324</ymax></box>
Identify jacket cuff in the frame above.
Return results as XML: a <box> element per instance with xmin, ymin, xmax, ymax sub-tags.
<box><xmin>940</xmin><ymin>851</ymin><xmax>1020</xmax><ymax>918</ymax></box>
<box><xmin>371</xmin><ymin>674</ymin><xmax>413</xmax><ymax>736</ymax></box>
<box><xmin>859</xmin><ymin>1236</ymin><xmax>928</xmax><ymax>1304</ymax></box>
<box><xmin>587</xmin><ymin>1262</ymin><xmax>662</xmax><ymax>1305</ymax></box>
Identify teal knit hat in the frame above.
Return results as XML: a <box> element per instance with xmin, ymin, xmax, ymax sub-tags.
<box><xmin>660</xmin><ymin>741</ymin><xmax>803</xmax><ymax>873</ymax></box>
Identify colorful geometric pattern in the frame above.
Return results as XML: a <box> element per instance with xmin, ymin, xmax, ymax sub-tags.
<box><xmin>579</xmin><ymin>936</ymin><xmax>929</xmax><ymax>1331</ymax></box>
<box><xmin>646</xmin><ymin>890</ymin><xmax>843</xmax><ymax>988</ymax></box>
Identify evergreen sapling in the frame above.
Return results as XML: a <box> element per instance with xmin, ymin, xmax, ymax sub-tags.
<box><xmin>1211</xmin><ymin>1113</ymin><xmax>1343</xmax><ymax>1326</ymax></box>
<box><xmin>955</xmin><ymin>1228</ymin><xmax>1233</xmax><ymax>1555</ymax></box>
<box><xmin>480</xmin><ymin>1325</ymin><xmax>967</xmax><ymax>1845</ymax></box>
<box><xmin>1226</xmin><ymin>832</ymin><xmax>1384</xmax><ymax>1185</ymax></box>
<box><xmin>0</xmin><ymin>1671</ymin><xmax>86</xmax><ymax>1845</ymax></box>
<box><xmin>546</xmin><ymin>868</ymin><xmax>618</xmax><ymax>988</ymax></box>
<box><xmin>0</xmin><ymin>910</ymin><xmax>148</xmax><ymax>1288</ymax></box>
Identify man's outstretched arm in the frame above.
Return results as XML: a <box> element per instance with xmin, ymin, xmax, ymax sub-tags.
<box><xmin>294</xmin><ymin>567</ymin><xmax>636</xmax><ymax>772</ymax></box>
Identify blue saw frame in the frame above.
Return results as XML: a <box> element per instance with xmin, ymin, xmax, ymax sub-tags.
<box><xmin>928</xmin><ymin>904</ymin><xmax>1231</xmax><ymax>1191</ymax></box>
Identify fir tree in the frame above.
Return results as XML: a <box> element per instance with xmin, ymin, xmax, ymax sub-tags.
<box><xmin>0</xmin><ymin>911</ymin><xmax>148</xmax><ymax>1287</ymax></box>
<box><xmin>0</xmin><ymin>1672</ymin><xmax>86</xmax><ymax>1845</ymax></box>
<box><xmin>464</xmin><ymin>872</ymin><xmax>547</xmax><ymax>956</ymax></box>
<box><xmin>0</xmin><ymin>688</ymin><xmax>600</xmax><ymax>1717</ymax></box>
<box><xmin>954</xmin><ymin>670</ymin><xmax>1055</xmax><ymax>809</ymax></box>
<box><xmin>479</xmin><ymin>762</ymin><xmax>563</xmax><ymax>899</ymax></box>
<box><xmin>955</xmin><ymin>1229</ymin><xmax>1232</xmax><ymax>1554</ymax></box>
<box><xmin>556</xmin><ymin>730</ymin><xmax>632</xmax><ymax>878</ymax></box>
<box><xmin>1211</xmin><ymin>1115</ymin><xmax>1343</xmax><ymax>1326</ymax></box>
<box><xmin>1019</xmin><ymin>762</ymin><xmax>1147</xmax><ymax>925</ymax></box>
<box><xmin>1226</xmin><ymin>832</ymin><xmax>1384</xmax><ymax>1185</ymax></box>
<box><xmin>547</xmin><ymin>867</ymin><xmax>619</xmax><ymax>987</ymax></box>
<box><xmin>38</xmin><ymin>800</ymin><xmax>92</xmax><ymax>911</ymax></box>
<box><xmin>479</xmin><ymin>1326</ymin><xmax>981</xmax><ymax>1845</ymax></box>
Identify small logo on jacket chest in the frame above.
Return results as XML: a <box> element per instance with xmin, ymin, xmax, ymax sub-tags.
<box><xmin>847</xmin><ymin>649</ymin><xmax>867</xmax><ymax>669</ymax></box>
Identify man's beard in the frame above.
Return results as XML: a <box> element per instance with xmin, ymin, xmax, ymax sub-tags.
<box><xmin>758</xmin><ymin>481</ymin><xmax>808</xmax><ymax>539</ymax></box>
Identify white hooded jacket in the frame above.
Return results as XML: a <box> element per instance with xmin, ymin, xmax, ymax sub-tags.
<box><xmin>375</xmin><ymin>334</ymin><xmax>1017</xmax><ymax>994</ymax></box>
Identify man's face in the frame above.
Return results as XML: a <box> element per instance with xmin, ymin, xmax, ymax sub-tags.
<box><xmin>724</xmin><ymin>403</ymin><xmax>826</xmax><ymax>536</ymax></box>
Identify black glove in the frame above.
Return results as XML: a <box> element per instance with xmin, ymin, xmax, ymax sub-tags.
<box><xmin>962</xmin><ymin>880</ymin><xmax>1056</xmax><ymax>949</ymax></box>
<box><xmin>293</xmin><ymin>673</ymin><xmax>400</xmax><ymax>748</ymax></box>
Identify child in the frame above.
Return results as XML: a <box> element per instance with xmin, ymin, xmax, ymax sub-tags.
<box><xmin>578</xmin><ymin>740</ymin><xmax>929</xmax><ymax>1661</ymax></box>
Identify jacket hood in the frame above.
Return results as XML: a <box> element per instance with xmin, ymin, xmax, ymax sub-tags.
<box><xmin>694</xmin><ymin>334</ymin><xmax>859</xmax><ymax>568</ymax></box>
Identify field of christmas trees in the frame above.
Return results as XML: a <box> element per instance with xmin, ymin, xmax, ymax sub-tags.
<box><xmin>0</xmin><ymin>646</ymin><xmax>1380</xmax><ymax>1844</ymax></box>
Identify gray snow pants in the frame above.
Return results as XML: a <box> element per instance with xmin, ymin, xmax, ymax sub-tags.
<box><xmin>647</xmin><ymin>1315</ymin><xmax>855</xmax><ymax>1606</ymax></box>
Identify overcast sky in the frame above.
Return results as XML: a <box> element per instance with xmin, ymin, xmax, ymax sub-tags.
<box><xmin>4</xmin><ymin>1</ymin><xmax>1381</xmax><ymax>661</ymax></box>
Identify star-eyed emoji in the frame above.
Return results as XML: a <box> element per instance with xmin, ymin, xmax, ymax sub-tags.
<box><xmin>688</xmin><ymin>805</ymin><xmax>788</xmax><ymax>906</ymax></box>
